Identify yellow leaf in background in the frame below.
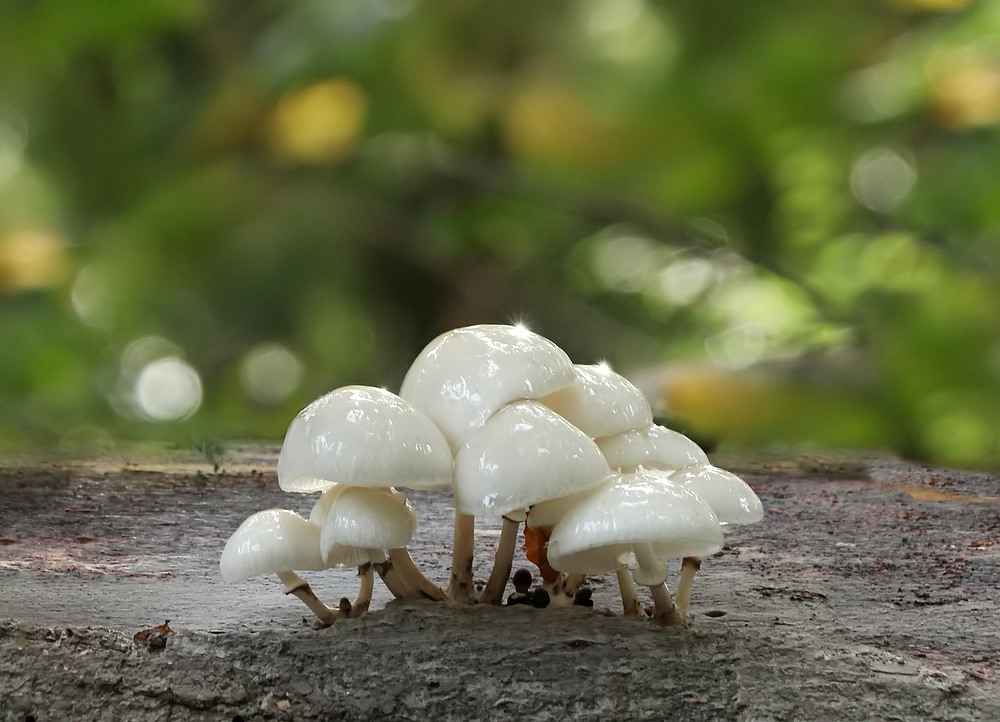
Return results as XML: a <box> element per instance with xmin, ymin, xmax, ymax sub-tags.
<box><xmin>501</xmin><ymin>79</ymin><xmax>621</xmax><ymax>172</ymax></box>
<box><xmin>266</xmin><ymin>78</ymin><xmax>368</xmax><ymax>165</ymax></box>
<box><xmin>931</xmin><ymin>61</ymin><xmax>1000</xmax><ymax>129</ymax></box>
<box><xmin>0</xmin><ymin>228</ymin><xmax>72</xmax><ymax>293</ymax></box>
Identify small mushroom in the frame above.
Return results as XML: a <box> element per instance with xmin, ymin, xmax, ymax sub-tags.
<box><xmin>597</xmin><ymin>426</ymin><xmax>759</xmax><ymax>621</ymax></box>
<box><xmin>399</xmin><ymin>323</ymin><xmax>577</xmax><ymax>603</ymax></box>
<box><xmin>277</xmin><ymin>385</ymin><xmax>453</xmax><ymax>603</ymax></box>
<box><xmin>220</xmin><ymin>509</ymin><xmax>340</xmax><ymax>626</ymax></box>
<box><xmin>316</xmin><ymin>485</ymin><xmax>444</xmax><ymax>602</ymax></box>
<box><xmin>665</xmin><ymin>464</ymin><xmax>763</xmax><ymax>619</ymax></box>
<box><xmin>546</xmin><ymin>470</ymin><xmax>723</xmax><ymax>626</ymax></box>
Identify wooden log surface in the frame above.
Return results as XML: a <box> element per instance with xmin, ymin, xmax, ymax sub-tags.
<box><xmin>1</xmin><ymin>444</ymin><xmax>998</xmax><ymax>721</ymax></box>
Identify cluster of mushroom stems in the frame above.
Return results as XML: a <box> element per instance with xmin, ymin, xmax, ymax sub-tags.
<box><xmin>220</xmin><ymin>324</ymin><xmax>763</xmax><ymax>627</ymax></box>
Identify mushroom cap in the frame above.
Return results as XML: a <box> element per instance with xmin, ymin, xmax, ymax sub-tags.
<box><xmin>667</xmin><ymin>464</ymin><xmax>763</xmax><ymax>526</ymax></box>
<box><xmin>545</xmin><ymin>469</ymin><xmax>723</xmax><ymax>577</ymax></box>
<box><xmin>596</xmin><ymin>424</ymin><xmax>709</xmax><ymax>472</ymax></box>
<box><xmin>277</xmin><ymin>385</ymin><xmax>453</xmax><ymax>493</ymax></box>
<box><xmin>540</xmin><ymin>363</ymin><xmax>653</xmax><ymax>439</ymax></box>
<box><xmin>319</xmin><ymin>486</ymin><xmax>416</xmax><ymax>565</ymax></box>
<box><xmin>454</xmin><ymin>400</ymin><xmax>612</xmax><ymax>517</ymax></box>
<box><xmin>220</xmin><ymin>509</ymin><xmax>326</xmax><ymax>582</ymax></box>
<box><xmin>307</xmin><ymin>485</ymin><xmax>371</xmax><ymax>567</ymax></box>
<box><xmin>399</xmin><ymin>324</ymin><xmax>577</xmax><ymax>452</ymax></box>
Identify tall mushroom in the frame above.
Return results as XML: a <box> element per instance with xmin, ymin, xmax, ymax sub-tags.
<box><xmin>220</xmin><ymin>508</ymin><xmax>340</xmax><ymax>626</ymax></box>
<box><xmin>277</xmin><ymin>385</ymin><xmax>453</xmax><ymax>602</ymax></box>
<box><xmin>399</xmin><ymin>324</ymin><xmax>577</xmax><ymax>602</ymax></box>
<box><xmin>454</xmin><ymin>400</ymin><xmax>612</xmax><ymax>604</ymax></box>
<box><xmin>546</xmin><ymin>468</ymin><xmax>723</xmax><ymax>626</ymax></box>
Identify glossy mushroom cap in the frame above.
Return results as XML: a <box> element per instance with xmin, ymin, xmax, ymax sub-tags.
<box><xmin>667</xmin><ymin>465</ymin><xmax>763</xmax><ymax>526</ymax></box>
<box><xmin>540</xmin><ymin>363</ymin><xmax>653</xmax><ymax>439</ymax></box>
<box><xmin>596</xmin><ymin>424</ymin><xmax>709</xmax><ymax>472</ymax></box>
<box><xmin>319</xmin><ymin>486</ymin><xmax>416</xmax><ymax>565</ymax></box>
<box><xmin>545</xmin><ymin>469</ymin><xmax>723</xmax><ymax>582</ymax></box>
<box><xmin>220</xmin><ymin>509</ymin><xmax>326</xmax><ymax>582</ymax></box>
<box><xmin>399</xmin><ymin>324</ymin><xmax>577</xmax><ymax>453</ymax></box>
<box><xmin>454</xmin><ymin>400</ymin><xmax>612</xmax><ymax>517</ymax></box>
<box><xmin>277</xmin><ymin>385</ymin><xmax>453</xmax><ymax>493</ymax></box>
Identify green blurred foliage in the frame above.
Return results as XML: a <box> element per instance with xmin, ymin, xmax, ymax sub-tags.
<box><xmin>1</xmin><ymin>0</ymin><xmax>999</xmax><ymax>468</ymax></box>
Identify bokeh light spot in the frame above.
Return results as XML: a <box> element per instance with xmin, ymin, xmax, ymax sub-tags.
<box><xmin>657</xmin><ymin>255</ymin><xmax>715</xmax><ymax>306</ymax></box>
<box><xmin>850</xmin><ymin>147</ymin><xmax>916</xmax><ymax>214</ymax></box>
<box><xmin>591</xmin><ymin>231</ymin><xmax>659</xmax><ymax>292</ymax></box>
<box><xmin>135</xmin><ymin>357</ymin><xmax>203</xmax><ymax>421</ymax></box>
<box><xmin>240</xmin><ymin>343</ymin><xmax>303</xmax><ymax>406</ymax></box>
<box><xmin>704</xmin><ymin>324</ymin><xmax>765</xmax><ymax>370</ymax></box>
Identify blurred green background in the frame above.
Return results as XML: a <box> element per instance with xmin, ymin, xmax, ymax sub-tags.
<box><xmin>2</xmin><ymin>0</ymin><xmax>999</xmax><ymax>469</ymax></box>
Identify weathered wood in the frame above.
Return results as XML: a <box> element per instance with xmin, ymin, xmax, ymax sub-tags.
<box><xmin>1</xmin><ymin>445</ymin><xmax>998</xmax><ymax>720</ymax></box>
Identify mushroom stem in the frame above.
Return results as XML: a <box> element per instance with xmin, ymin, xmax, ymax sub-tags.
<box><xmin>561</xmin><ymin>573</ymin><xmax>585</xmax><ymax>597</ymax></box>
<box><xmin>447</xmin><ymin>511</ymin><xmax>477</xmax><ymax>603</ymax></box>
<box><xmin>648</xmin><ymin>581</ymin><xmax>685</xmax><ymax>627</ymax></box>
<box><xmin>373</xmin><ymin>555</ymin><xmax>413</xmax><ymax>599</ymax></box>
<box><xmin>276</xmin><ymin>570</ymin><xmax>340</xmax><ymax>627</ymax></box>
<box><xmin>615</xmin><ymin>565</ymin><xmax>645</xmax><ymax>618</ymax></box>
<box><xmin>632</xmin><ymin>542</ymin><xmax>669</xmax><ymax>587</ymax></box>
<box><xmin>481</xmin><ymin>514</ymin><xmax>522</xmax><ymax>605</ymax></box>
<box><xmin>388</xmin><ymin>547</ymin><xmax>447</xmax><ymax>601</ymax></box>
<box><xmin>350</xmin><ymin>563</ymin><xmax>374</xmax><ymax>617</ymax></box>
<box><xmin>675</xmin><ymin>555</ymin><xmax>702</xmax><ymax>620</ymax></box>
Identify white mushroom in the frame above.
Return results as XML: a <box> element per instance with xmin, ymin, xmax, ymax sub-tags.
<box><xmin>306</xmin><ymin>484</ymin><xmax>373</xmax><ymax>616</ymax></box>
<box><xmin>546</xmin><ymin>469</ymin><xmax>723</xmax><ymax>626</ymax></box>
<box><xmin>316</xmin><ymin>485</ymin><xmax>443</xmax><ymax>603</ymax></box>
<box><xmin>220</xmin><ymin>509</ymin><xmax>340</xmax><ymax>626</ymax></box>
<box><xmin>596</xmin><ymin>424</ymin><xmax>754</xmax><ymax>621</ymax></box>
<box><xmin>540</xmin><ymin>362</ymin><xmax>654</xmax><ymax>439</ymax></box>
<box><xmin>278</xmin><ymin>385</ymin><xmax>453</xmax><ymax>493</ymax></box>
<box><xmin>278</xmin><ymin>385</ymin><xmax>453</xmax><ymax>604</ymax></box>
<box><xmin>666</xmin><ymin>464</ymin><xmax>763</xmax><ymax>619</ymax></box>
<box><xmin>454</xmin><ymin>400</ymin><xmax>612</xmax><ymax>604</ymax></box>
<box><xmin>399</xmin><ymin>323</ymin><xmax>577</xmax><ymax>602</ymax></box>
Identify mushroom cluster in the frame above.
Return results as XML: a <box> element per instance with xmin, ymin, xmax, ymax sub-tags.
<box><xmin>220</xmin><ymin>324</ymin><xmax>763</xmax><ymax>627</ymax></box>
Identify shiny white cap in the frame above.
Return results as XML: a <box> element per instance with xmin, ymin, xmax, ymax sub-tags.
<box><xmin>667</xmin><ymin>465</ymin><xmax>763</xmax><ymax>526</ymax></box>
<box><xmin>597</xmin><ymin>424</ymin><xmax>709</xmax><ymax>472</ymax></box>
<box><xmin>220</xmin><ymin>509</ymin><xmax>326</xmax><ymax>582</ymax></box>
<box><xmin>546</xmin><ymin>468</ymin><xmax>722</xmax><ymax>583</ymax></box>
<box><xmin>277</xmin><ymin>385</ymin><xmax>453</xmax><ymax>493</ymax></box>
<box><xmin>318</xmin><ymin>486</ymin><xmax>416</xmax><ymax>565</ymax></box>
<box><xmin>399</xmin><ymin>324</ymin><xmax>576</xmax><ymax>452</ymax></box>
<box><xmin>454</xmin><ymin>400</ymin><xmax>611</xmax><ymax>517</ymax></box>
<box><xmin>541</xmin><ymin>363</ymin><xmax>653</xmax><ymax>439</ymax></box>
